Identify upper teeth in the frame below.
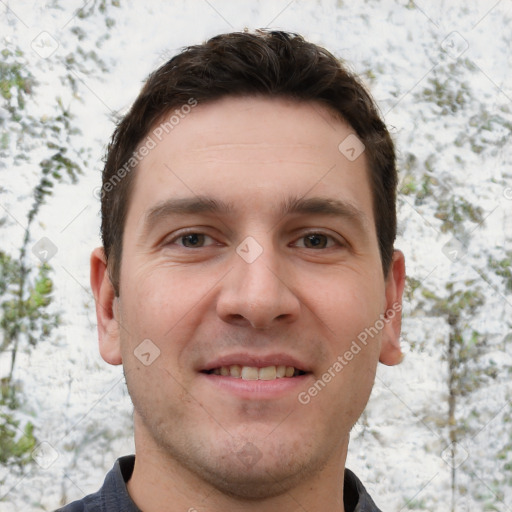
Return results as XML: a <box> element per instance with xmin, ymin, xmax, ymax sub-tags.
<box><xmin>212</xmin><ymin>365</ymin><xmax>297</xmax><ymax>380</ymax></box>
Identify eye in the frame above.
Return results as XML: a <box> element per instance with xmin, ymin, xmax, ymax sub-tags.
<box><xmin>293</xmin><ymin>232</ymin><xmax>341</xmax><ymax>249</ymax></box>
<box><xmin>168</xmin><ymin>232</ymin><xmax>217</xmax><ymax>248</ymax></box>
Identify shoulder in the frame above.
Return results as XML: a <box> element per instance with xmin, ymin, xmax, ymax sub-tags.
<box><xmin>344</xmin><ymin>468</ymin><xmax>383</xmax><ymax>512</ymax></box>
<box><xmin>53</xmin><ymin>483</ymin><xmax>105</xmax><ymax>512</ymax></box>
<box><xmin>54</xmin><ymin>494</ymin><xmax>100</xmax><ymax>511</ymax></box>
<box><xmin>54</xmin><ymin>455</ymin><xmax>137</xmax><ymax>512</ymax></box>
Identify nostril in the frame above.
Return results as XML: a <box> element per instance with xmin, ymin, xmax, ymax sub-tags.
<box><xmin>223</xmin><ymin>313</ymin><xmax>250</xmax><ymax>327</ymax></box>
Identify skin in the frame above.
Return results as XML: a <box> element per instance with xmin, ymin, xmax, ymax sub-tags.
<box><xmin>91</xmin><ymin>96</ymin><xmax>406</xmax><ymax>512</ymax></box>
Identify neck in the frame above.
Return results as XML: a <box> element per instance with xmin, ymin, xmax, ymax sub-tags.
<box><xmin>126</xmin><ymin>419</ymin><xmax>349</xmax><ymax>512</ymax></box>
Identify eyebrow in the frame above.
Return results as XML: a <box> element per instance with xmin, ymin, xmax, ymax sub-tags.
<box><xmin>282</xmin><ymin>196</ymin><xmax>368</xmax><ymax>227</ymax></box>
<box><xmin>141</xmin><ymin>195</ymin><xmax>369</xmax><ymax>238</ymax></box>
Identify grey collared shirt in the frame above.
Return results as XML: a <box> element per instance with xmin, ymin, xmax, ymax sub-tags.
<box><xmin>55</xmin><ymin>455</ymin><xmax>383</xmax><ymax>512</ymax></box>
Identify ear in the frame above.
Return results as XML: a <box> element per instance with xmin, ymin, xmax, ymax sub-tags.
<box><xmin>379</xmin><ymin>249</ymin><xmax>406</xmax><ymax>366</ymax></box>
<box><xmin>90</xmin><ymin>247</ymin><xmax>122</xmax><ymax>365</ymax></box>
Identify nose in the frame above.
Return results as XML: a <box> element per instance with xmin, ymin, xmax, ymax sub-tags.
<box><xmin>216</xmin><ymin>237</ymin><xmax>301</xmax><ymax>329</ymax></box>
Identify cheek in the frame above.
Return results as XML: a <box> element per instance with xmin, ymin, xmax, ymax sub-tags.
<box><xmin>124</xmin><ymin>364</ymin><xmax>190</xmax><ymax>434</ymax></box>
<box><xmin>121</xmin><ymin>265</ymin><xmax>204</xmax><ymax>336</ymax></box>
<box><xmin>306</xmin><ymin>270</ymin><xmax>385</xmax><ymax>336</ymax></box>
<box><xmin>307</xmin><ymin>271</ymin><xmax>383</xmax><ymax>403</ymax></box>
<box><xmin>118</xmin><ymin>265</ymin><xmax>216</xmax><ymax>376</ymax></box>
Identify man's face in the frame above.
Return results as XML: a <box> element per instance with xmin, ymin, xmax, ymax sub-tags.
<box><xmin>94</xmin><ymin>96</ymin><xmax>404</xmax><ymax>498</ymax></box>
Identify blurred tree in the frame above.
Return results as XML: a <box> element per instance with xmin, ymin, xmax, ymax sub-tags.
<box><xmin>0</xmin><ymin>0</ymin><xmax>119</xmax><ymax>490</ymax></box>
<box><xmin>400</xmin><ymin>52</ymin><xmax>512</xmax><ymax>511</ymax></box>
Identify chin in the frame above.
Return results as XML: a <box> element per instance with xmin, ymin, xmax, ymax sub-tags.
<box><xmin>132</xmin><ymin>394</ymin><xmax>341</xmax><ymax>499</ymax></box>
<box><xmin>145</xmin><ymin>416</ymin><xmax>327</xmax><ymax>500</ymax></box>
<box><xmin>181</xmin><ymin>446</ymin><xmax>327</xmax><ymax>500</ymax></box>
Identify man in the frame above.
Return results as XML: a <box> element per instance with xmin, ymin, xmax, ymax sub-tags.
<box><xmin>58</xmin><ymin>29</ymin><xmax>405</xmax><ymax>511</ymax></box>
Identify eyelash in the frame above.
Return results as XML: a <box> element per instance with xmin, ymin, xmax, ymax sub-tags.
<box><xmin>292</xmin><ymin>232</ymin><xmax>342</xmax><ymax>249</ymax></box>
<box><xmin>168</xmin><ymin>231</ymin><xmax>218</xmax><ymax>248</ymax></box>
<box><xmin>165</xmin><ymin>229</ymin><xmax>344</xmax><ymax>249</ymax></box>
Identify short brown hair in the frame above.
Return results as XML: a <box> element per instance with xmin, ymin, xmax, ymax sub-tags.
<box><xmin>100</xmin><ymin>30</ymin><xmax>397</xmax><ymax>295</ymax></box>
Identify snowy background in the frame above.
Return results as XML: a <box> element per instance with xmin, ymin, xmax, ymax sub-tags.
<box><xmin>1</xmin><ymin>1</ymin><xmax>511</xmax><ymax>511</ymax></box>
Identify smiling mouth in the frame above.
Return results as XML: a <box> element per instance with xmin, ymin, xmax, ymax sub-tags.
<box><xmin>202</xmin><ymin>365</ymin><xmax>308</xmax><ymax>381</ymax></box>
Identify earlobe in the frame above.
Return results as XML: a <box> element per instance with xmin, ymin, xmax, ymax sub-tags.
<box><xmin>379</xmin><ymin>249</ymin><xmax>406</xmax><ymax>366</ymax></box>
<box><xmin>90</xmin><ymin>247</ymin><xmax>123</xmax><ymax>365</ymax></box>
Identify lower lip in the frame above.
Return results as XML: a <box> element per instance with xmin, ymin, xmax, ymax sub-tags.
<box><xmin>198</xmin><ymin>372</ymin><xmax>311</xmax><ymax>400</ymax></box>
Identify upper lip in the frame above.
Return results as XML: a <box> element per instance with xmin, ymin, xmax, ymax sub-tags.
<box><xmin>200</xmin><ymin>353</ymin><xmax>311</xmax><ymax>372</ymax></box>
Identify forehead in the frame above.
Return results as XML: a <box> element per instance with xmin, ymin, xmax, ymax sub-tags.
<box><xmin>127</xmin><ymin>96</ymin><xmax>374</xmax><ymax>230</ymax></box>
